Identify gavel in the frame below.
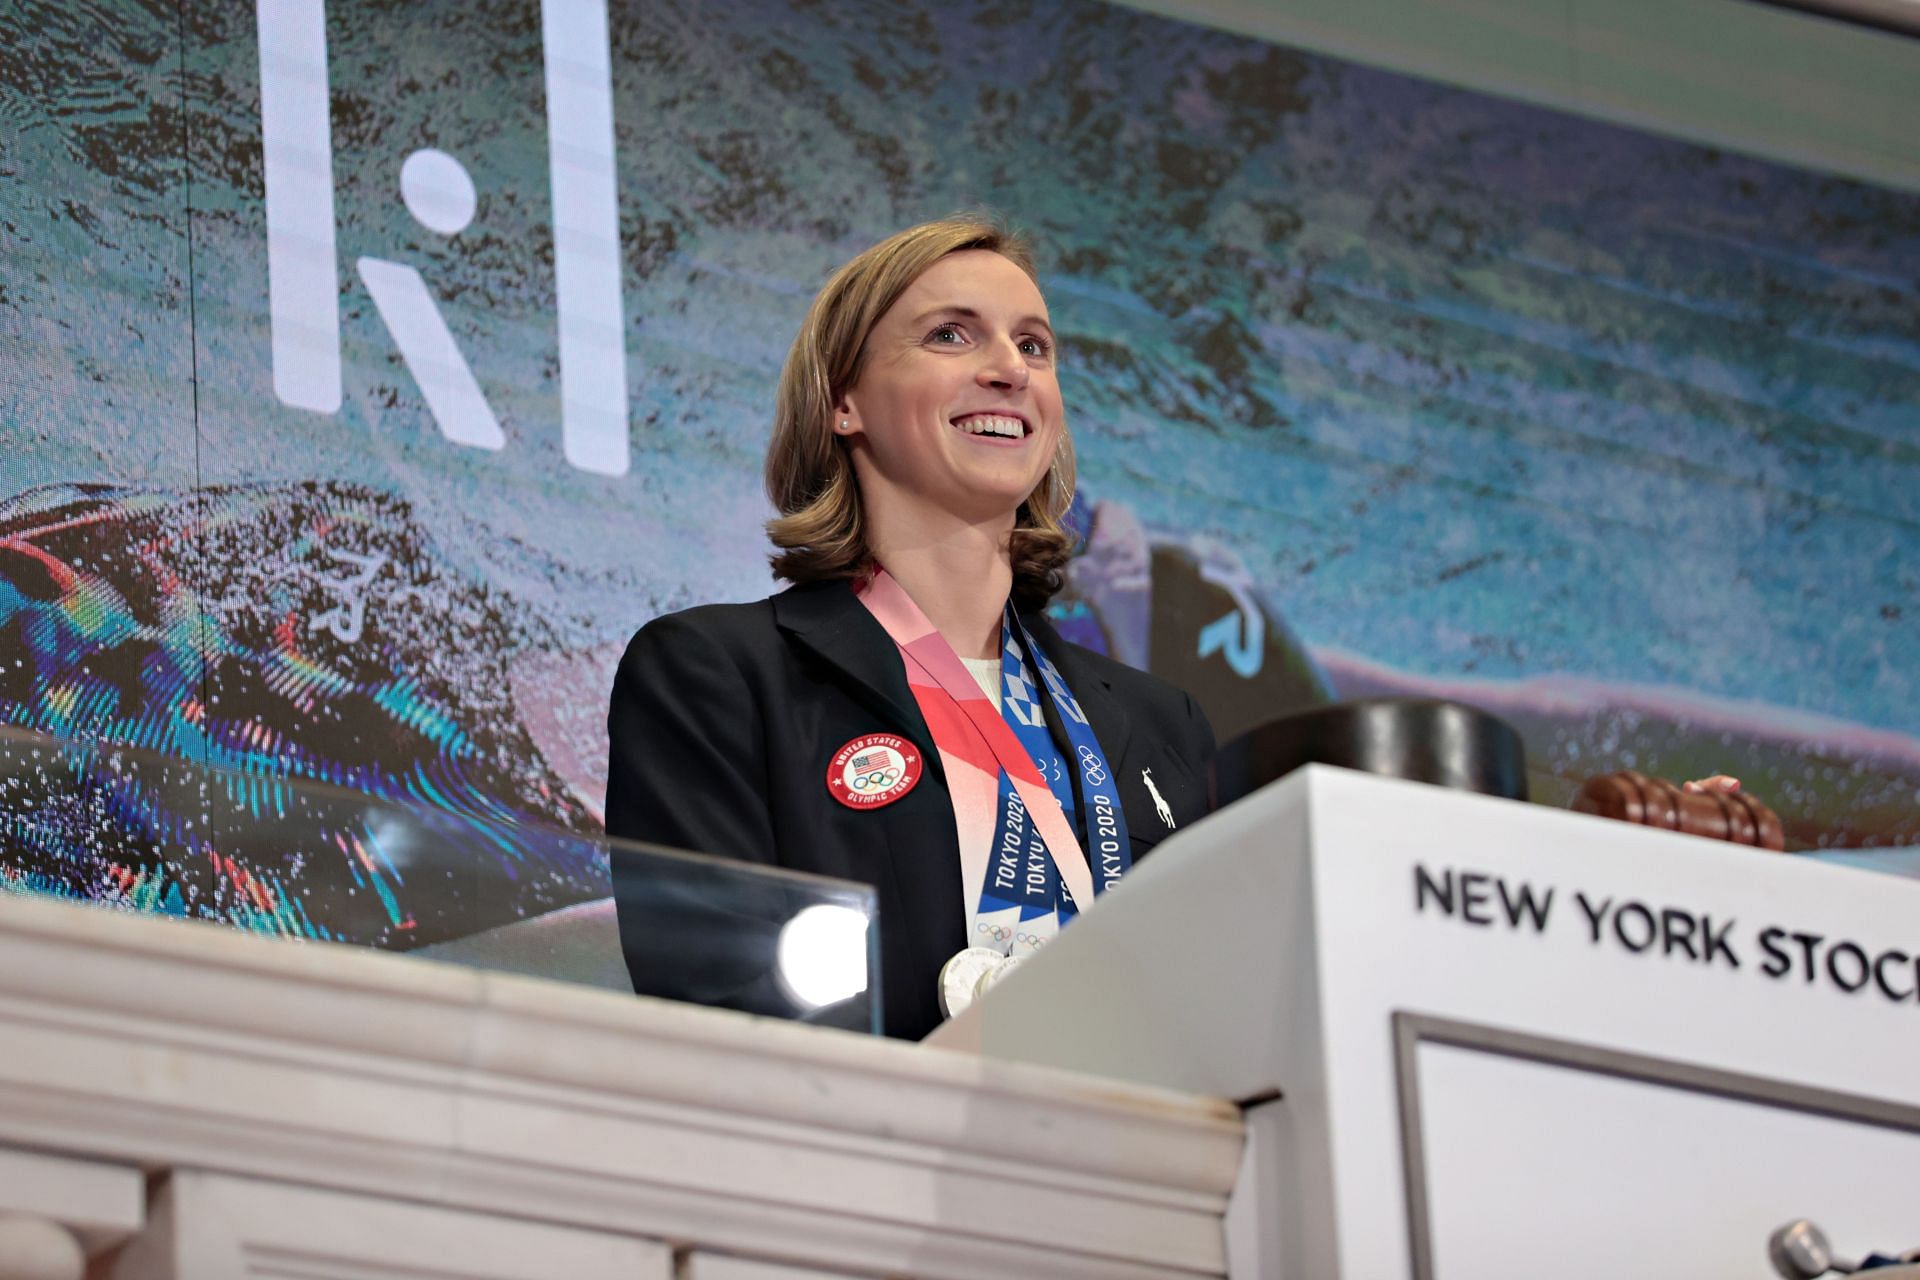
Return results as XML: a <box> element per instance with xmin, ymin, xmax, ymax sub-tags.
<box><xmin>1573</xmin><ymin>770</ymin><xmax>1785</xmax><ymax>851</ymax></box>
<box><xmin>1207</xmin><ymin>699</ymin><xmax>1788</xmax><ymax>854</ymax></box>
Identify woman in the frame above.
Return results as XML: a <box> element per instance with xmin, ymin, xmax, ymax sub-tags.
<box><xmin>606</xmin><ymin>217</ymin><xmax>1215</xmax><ymax>1040</ymax></box>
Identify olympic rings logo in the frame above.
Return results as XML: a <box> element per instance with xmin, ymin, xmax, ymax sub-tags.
<box><xmin>1015</xmin><ymin>932</ymin><xmax>1047</xmax><ymax>948</ymax></box>
<box><xmin>1077</xmin><ymin>744</ymin><xmax>1107</xmax><ymax>785</ymax></box>
<box><xmin>976</xmin><ymin>922</ymin><xmax>1013</xmax><ymax>942</ymax></box>
<box><xmin>827</xmin><ymin>735</ymin><xmax>919</xmax><ymax>810</ymax></box>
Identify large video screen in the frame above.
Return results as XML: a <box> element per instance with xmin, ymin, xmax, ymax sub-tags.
<box><xmin>5</xmin><ymin>0</ymin><xmax>1918</xmax><ymax>962</ymax></box>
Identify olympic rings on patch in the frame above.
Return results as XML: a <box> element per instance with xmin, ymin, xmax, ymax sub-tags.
<box><xmin>827</xmin><ymin>733</ymin><xmax>921</xmax><ymax>810</ymax></box>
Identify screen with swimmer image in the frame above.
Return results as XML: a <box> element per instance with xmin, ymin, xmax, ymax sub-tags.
<box><xmin>3</xmin><ymin>0</ymin><xmax>1919</xmax><ymax>981</ymax></box>
<box><xmin>0</xmin><ymin>726</ymin><xmax>880</xmax><ymax>1025</ymax></box>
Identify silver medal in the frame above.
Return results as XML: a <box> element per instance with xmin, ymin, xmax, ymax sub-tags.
<box><xmin>938</xmin><ymin>945</ymin><xmax>1009</xmax><ymax>1018</ymax></box>
<box><xmin>975</xmin><ymin>952</ymin><xmax>1022</xmax><ymax>999</ymax></box>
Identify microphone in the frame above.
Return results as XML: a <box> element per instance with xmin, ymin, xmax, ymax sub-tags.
<box><xmin>1769</xmin><ymin>1220</ymin><xmax>1920</xmax><ymax>1278</ymax></box>
<box><xmin>1771</xmin><ymin>1220</ymin><xmax>1848</xmax><ymax>1279</ymax></box>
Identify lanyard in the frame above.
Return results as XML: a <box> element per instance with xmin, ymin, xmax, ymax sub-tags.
<box><xmin>975</xmin><ymin>618</ymin><xmax>1076</xmax><ymax>950</ymax></box>
<box><xmin>1001</xmin><ymin>622</ymin><xmax>1079</xmax><ymax>837</ymax></box>
<box><xmin>856</xmin><ymin>569</ymin><xmax>1129</xmax><ymax>954</ymax></box>
<box><xmin>1009</xmin><ymin>609</ymin><xmax>1131</xmax><ymax>900</ymax></box>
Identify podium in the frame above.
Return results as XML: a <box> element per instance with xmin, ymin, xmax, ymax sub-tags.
<box><xmin>0</xmin><ymin>726</ymin><xmax>1242</xmax><ymax>1280</ymax></box>
<box><xmin>930</xmin><ymin>766</ymin><xmax>1920</xmax><ymax>1278</ymax></box>
<box><xmin>6</xmin><ymin>735</ymin><xmax>1920</xmax><ymax>1277</ymax></box>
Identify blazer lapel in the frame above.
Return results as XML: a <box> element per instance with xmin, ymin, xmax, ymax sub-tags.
<box><xmin>775</xmin><ymin>581</ymin><xmax>965</xmax><ymax>1007</ymax></box>
<box><xmin>773</xmin><ymin>580</ymin><xmax>943</xmax><ymax>782</ymax></box>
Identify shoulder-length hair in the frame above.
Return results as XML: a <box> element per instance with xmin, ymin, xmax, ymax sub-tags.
<box><xmin>764</xmin><ymin>216</ymin><xmax>1077</xmax><ymax>611</ymax></box>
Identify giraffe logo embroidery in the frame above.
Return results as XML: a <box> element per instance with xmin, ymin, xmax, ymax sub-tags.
<box><xmin>1142</xmin><ymin>767</ymin><xmax>1175</xmax><ymax>831</ymax></box>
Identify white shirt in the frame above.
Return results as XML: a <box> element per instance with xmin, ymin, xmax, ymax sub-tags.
<box><xmin>960</xmin><ymin>656</ymin><xmax>1000</xmax><ymax>708</ymax></box>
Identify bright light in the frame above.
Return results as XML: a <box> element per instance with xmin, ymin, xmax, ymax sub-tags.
<box><xmin>775</xmin><ymin>904</ymin><xmax>871</xmax><ymax>1011</ymax></box>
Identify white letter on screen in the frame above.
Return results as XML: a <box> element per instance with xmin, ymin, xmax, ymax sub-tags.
<box><xmin>541</xmin><ymin>0</ymin><xmax>630</xmax><ymax>476</ymax></box>
<box><xmin>259</xmin><ymin>0</ymin><xmax>342</xmax><ymax>414</ymax></box>
<box><xmin>356</xmin><ymin>257</ymin><xmax>506</xmax><ymax>451</ymax></box>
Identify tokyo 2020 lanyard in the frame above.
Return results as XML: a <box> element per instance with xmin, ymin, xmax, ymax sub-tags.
<box><xmin>973</xmin><ymin>616</ymin><xmax>1078</xmax><ymax>951</ymax></box>
<box><xmin>972</xmin><ymin>610</ymin><xmax>1133</xmax><ymax>946</ymax></box>
<box><xmin>856</xmin><ymin>568</ymin><xmax>1127</xmax><ymax>954</ymax></box>
<box><xmin>1006</xmin><ymin>608</ymin><xmax>1131</xmax><ymax>908</ymax></box>
<box><xmin>1000</xmin><ymin>620</ymin><xmax>1078</xmax><ymax>836</ymax></box>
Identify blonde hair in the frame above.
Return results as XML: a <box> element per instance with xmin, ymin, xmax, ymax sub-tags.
<box><xmin>764</xmin><ymin>216</ymin><xmax>1077</xmax><ymax>611</ymax></box>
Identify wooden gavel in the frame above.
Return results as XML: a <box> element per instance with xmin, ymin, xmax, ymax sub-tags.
<box><xmin>1573</xmin><ymin>770</ymin><xmax>1785</xmax><ymax>851</ymax></box>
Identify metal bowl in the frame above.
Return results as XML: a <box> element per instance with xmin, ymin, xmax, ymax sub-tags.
<box><xmin>1210</xmin><ymin>697</ymin><xmax>1529</xmax><ymax>807</ymax></box>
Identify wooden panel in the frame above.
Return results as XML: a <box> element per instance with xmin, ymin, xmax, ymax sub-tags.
<box><xmin>112</xmin><ymin>1172</ymin><xmax>672</xmax><ymax>1280</ymax></box>
<box><xmin>0</xmin><ymin>1145</ymin><xmax>142</xmax><ymax>1253</ymax></box>
<box><xmin>685</xmin><ymin>1254</ymin><xmax>863</xmax><ymax>1280</ymax></box>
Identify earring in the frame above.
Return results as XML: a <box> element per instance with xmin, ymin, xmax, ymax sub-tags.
<box><xmin>839</xmin><ymin>419</ymin><xmax>850</xmax><ymax>432</ymax></box>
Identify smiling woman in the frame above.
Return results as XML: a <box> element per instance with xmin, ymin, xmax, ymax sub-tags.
<box><xmin>606</xmin><ymin>217</ymin><xmax>1216</xmax><ymax>1040</ymax></box>
<box><xmin>763</xmin><ymin>220</ymin><xmax>1077</xmax><ymax>629</ymax></box>
<box><xmin>827</xmin><ymin>250</ymin><xmax>1065</xmax><ymax>606</ymax></box>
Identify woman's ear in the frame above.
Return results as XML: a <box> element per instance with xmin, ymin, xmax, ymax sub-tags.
<box><xmin>832</xmin><ymin>396</ymin><xmax>859</xmax><ymax>437</ymax></box>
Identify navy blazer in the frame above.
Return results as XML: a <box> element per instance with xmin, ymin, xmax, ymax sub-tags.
<box><xmin>605</xmin><ymin>578</ymin><xmax>1216</xmax><ymax>1040</ymax></box>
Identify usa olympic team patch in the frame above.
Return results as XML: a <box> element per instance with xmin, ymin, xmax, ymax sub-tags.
<box><xmin>827</xmin><ymin>734</ymin><xmax>922</xmax><ymax>810</ymax></box>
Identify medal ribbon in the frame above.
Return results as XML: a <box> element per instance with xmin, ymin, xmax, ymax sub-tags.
<box><xmin>857</xmin><ymin>569</ymin><xmax>1128</xmax><ymax>955</ymax></box>
<box><xmin>1007</xmin><ymin>610</ymin><xmax>1131</xmax><ymax>905</ymax></box>
<box><xmin>973</xmin><ymin>620</ymin><xmax>1073</xmax><ymax>948</ymax></box>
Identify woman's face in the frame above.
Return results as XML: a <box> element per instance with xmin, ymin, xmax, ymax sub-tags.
<box><xmin>839</xmin><ymin>249</ymin><xmax>1063</xmax><ymax>527</ymax></box>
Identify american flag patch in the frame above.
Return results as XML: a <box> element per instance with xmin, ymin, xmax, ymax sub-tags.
<box><xmin>828</xmin><ymin>732</ymin><xmax>921</xmax><ymax>809</ymax></box>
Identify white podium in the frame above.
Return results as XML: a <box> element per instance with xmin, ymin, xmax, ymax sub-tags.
<box><xmin>0</xmin><ymin>889</ymin><xmax>1239</xmax><ymax>1280</ymax></box>
<box><xmin>930</xmin><ymin>766</ymin><xmax>1920</xmax><ymax>1278</ymax></box>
